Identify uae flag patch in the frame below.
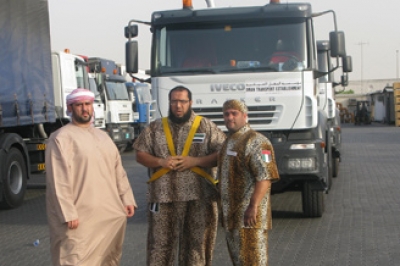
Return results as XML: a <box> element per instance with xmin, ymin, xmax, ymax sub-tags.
<box><xmin>262</xmin><ymin>150</ymin><xmax>271</xmax><ymax>163</ymax></box>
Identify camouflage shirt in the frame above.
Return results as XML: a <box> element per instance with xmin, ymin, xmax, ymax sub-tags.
<box><xmin>134</xmin><ymin>111</ymin><xmax>226</xmax><ymax>203</ymax></box>
<box><xmin>217</xmin><ymin>125</ymin><xmax>280</xmax><ymax>230</ymax></box>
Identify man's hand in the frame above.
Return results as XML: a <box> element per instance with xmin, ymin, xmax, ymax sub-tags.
<box><xmin>244</xmin><ymin>204</ymin><xmax>258</xmax><ymax>227</ymax></box>
<box><xmin>244</xmin><ymin>180</ymin><xmax>271</xmax><ymax>227</ymax></box>
<box><xmin>125</xmin><ymin>205</ymin><xmax>135</xmax><ymax>217</ymax></box>
<box><xmin>171</xmin><ymin>156</ymin><xmax>198</xmax><ymax>171</ymax></box>
<box><xmin>67</xmin><ymin>219</ymin><xmax>79</xmax><ymax>229</ymax></box>
<box><xmin>158</xmin><ymin>156</ymin><xmax>177</xmax><ymax>170</ymax></box>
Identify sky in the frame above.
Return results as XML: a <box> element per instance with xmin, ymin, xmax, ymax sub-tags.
<box><xmin>48</xmin><ymin>0</ymin><xmax>400</xmax><ymax>82</ymax></box>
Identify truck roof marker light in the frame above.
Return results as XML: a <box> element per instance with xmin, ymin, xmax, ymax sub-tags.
<box><xmin>270</xmin><ymin>0</ymin><xmax>280</xmax><ymax>4</ymax></box>
<box><xmin>64</xmin><ymin>49</ymin><xmax>70</xmax><ymax>53</ymax></box>
<box><xmin>183</xmin><ymin>0</ymin><xmax>193</xmax><ymax>9</ymax></box>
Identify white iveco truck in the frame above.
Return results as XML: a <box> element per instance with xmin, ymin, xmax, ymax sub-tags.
<box><xmin>125</xmin><ymin>0</ymin><xmax>351</xmax><ymax>217</ymax></box>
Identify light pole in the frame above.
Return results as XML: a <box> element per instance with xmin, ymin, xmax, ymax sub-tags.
<box><xmin>357</xmin><ymin>41</ymin><xmax>368</xmax><ymax>94</ymax></box>
<box><xmin>397</xmin><ymin>50</ymin><xmax>399</xmax><ymax>79</ymax></box>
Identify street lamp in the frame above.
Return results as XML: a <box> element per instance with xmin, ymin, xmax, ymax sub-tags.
<box><xmin>357</xmin><ymin>41</ymin><xmax>368</xmax><ymax>94</ymax></box>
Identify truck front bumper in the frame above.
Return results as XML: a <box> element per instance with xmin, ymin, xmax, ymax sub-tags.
<box><xmin>105</xmin><ymin>124</ymin><xmax>135</xmax><ymax>144</ymax></box>
<box><xmin>270</xmin><ymin>139</ymin><xmax>328</xmax><ymax>193</ymax></box>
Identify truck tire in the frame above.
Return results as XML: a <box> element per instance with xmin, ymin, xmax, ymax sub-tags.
<box><xmin>302</xmin><ymin>181</ymin><xmax>324</xmax><ymax>217</ymax></box>
<box><xmin>332</xmin><ymin>156</ymin><xmax>339</xmax><ymax>178</ymax></box>
<box><xmin>0</xmin><ymin>148</ymin><xmax>27</xmax><ymax>209</ymax></box>
<box><xmin>326</xmin><ymin>132</ymin><xmax>333</xmax><ymax>189</ymax></box>
<box><xmin>327</xmin><ymin>150</ymin><xmax>333</xmax><ymax>190</ymax></box>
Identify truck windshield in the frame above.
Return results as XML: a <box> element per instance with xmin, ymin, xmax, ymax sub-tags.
<box><xmin>88</xmin><ymin>77</ymin><xmax>102</xmax><ymax>102</ymax></box>
<box><xmin>105</xmin><ymin>81</ymin><xmax>130</xmax><ymax>100</ymax></box>
<box><xmin>154</xmin><ymin>20</ymin><xmax>308</xmax><ymax>75</ymax></box>
<box><xmin>75</xmin><ymin>62</ymin><xmax>88</xmax><ymax>89</ymax></box>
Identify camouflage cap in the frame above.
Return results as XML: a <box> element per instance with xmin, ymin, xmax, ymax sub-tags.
<box><xmin>222</xmin><ymin>99</ymin><xmax>248</xmax><ymax>113</ymax></box>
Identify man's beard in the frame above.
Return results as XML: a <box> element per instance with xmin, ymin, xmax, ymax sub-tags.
<box><xmin>73</xmin><ymin>112</ymin><xmax>92</xmax><ymax>124</ymax></box>
<box><xmin>168</xmin><ymin>107</ymin><xmax>192</xmax><ymax>124</ymax></box>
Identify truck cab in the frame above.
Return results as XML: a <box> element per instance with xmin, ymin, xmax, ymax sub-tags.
<box><xmin>88</xmin><ymin>58</ymin><xmax>135</xmax><ymax>152</ymax></box>
<box><xmin>88</xmin><ymin>73</ymin><xmax>106</xmax><ymax>129</ymax></box>
<box><xmin>51</xmin><ymin>50</ymin><xmax>105</xmax><ymax>129</ymax></box>
<box><xmin>126</xmin><ymin>82</ymin><xmax>157</xmax><ymax>136</ymax></box>
<box><xmin>317</xmin><ymin>40</ymin><xmax>352</xmax><ymax>177</ymax></box>
<box><xmin>125</xmin><ymin>0</ymin><xmax>350</xmax><ymax>217</ymax></box>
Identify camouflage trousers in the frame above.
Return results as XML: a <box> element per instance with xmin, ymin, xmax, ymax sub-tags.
<box><xmin>147</xmin><ymin>199</ymin><xmax>218</xmax><ymax>266</ymax></box>
<box><xmin>226</xmin><ymin>228</ymin><xmax>269</xmax><ymax>266</ymax></box>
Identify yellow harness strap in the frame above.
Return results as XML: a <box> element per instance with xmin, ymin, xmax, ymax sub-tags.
<box><xmin>148</xmin><ymin>116</ymin><xmax>218</xmax><ymax>185</ymax></box>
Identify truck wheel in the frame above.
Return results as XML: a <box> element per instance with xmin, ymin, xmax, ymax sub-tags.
<box><xmin>326</xmin><ymin>132</ymin><xmax>333</xmax><ymax>189</ymax></box>
<box><xmin>332</xmin><ymin>156</ymin><xmax>339</xmax><ymax>178</ymax></box>
<box><xmin>327</xmin><ymin>150</ymin><xmax>333</xmax><ymax>189</ymax></box>
<box><xmin>302</xmin><ymin>182</ymin><xmax>324</xmax><ymax>217</ymax></box>
<box><xmin>0</xmin><ymin>148</ymin><xmax>27</xmax><ymax>209</ymax></box>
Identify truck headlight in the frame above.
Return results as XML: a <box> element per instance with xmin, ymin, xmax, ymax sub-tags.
<box><xmin>287</xmin><ymin>158</ymin><xmax>316</xmax><ymax>171</ymax></box>
<box><xmin>290</xmin><ymin>144</ymin><xmax>315</xmax><ymax>150</ymax></box>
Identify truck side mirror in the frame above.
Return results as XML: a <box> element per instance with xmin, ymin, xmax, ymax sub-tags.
<box><xmin>341</xmin><ymin>74</ymin><xmax>349</xmax><ymax>87</ymax></box>
<box><xmin>124</xmin><ymin>25</ymin><xmax>138</xmax><ymax>39</ymax></box>
<box><xmin>329</xmin><ymin>31</ymin><xmax>346</xmax><ymax>57</ymax></box>
<box><xmin>126</xmin><ymin>41</ymin><xmax>138</xmax><ymax>73</ymax></box>
<box><xmin>342</xmin><ymin>55</ymin><xmax>352</xmax><ymax>73</ymax></box>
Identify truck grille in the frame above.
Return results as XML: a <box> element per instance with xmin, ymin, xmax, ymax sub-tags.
<box><xmin>119</xmin><ymin>113</ymin><xmax>130</xmax><ymax>122</ymax></box>
<box><xmin>94</xmin><ymin>118</ymin><xmax>104</xmax><ymax>128</ymax></box>
<box><xmin>192</xmin><ymin>105</ymin><xmax>277</xmax><ymax>126</ymax></box>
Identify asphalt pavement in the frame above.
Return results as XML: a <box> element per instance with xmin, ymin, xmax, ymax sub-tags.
<box><xmin>1</xmin><ymin>122</ymin><xmax>400</xmax><ymax>266</ymax></box>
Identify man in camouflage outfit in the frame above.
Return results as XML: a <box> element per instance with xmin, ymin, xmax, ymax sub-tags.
<box><xmin>218</xmin><ymin>99</ymin><xmax>280</xmax><ymax>266</ymax></box>
<box><xmin>133</xmin><ymin>86</ymin><xmax>225</xmax><ymax>266</ymax></box>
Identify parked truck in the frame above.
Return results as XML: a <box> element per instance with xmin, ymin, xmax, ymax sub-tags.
<box><xmin>316</xmin><ymin>40</ymin><xmax>352</xmax><ymax>178</ymax></box>
<box><xmin>79</xmin><ymin>55</ymin><xmax>106</xmax><ymax>129</ymax></box>
<box><xmin>0</xmin><ymin>0</ymin><xmax>55</xmax><ymax>209</ymax></box>
<box><xmin>88</xmin><ymin>58</ymin><xmax>135</xmax><ymax>152</ymax></box>
<box><xmin>125</xmin><ymin>82</ymin><xmax>157</xmax><ymax>137</ymax></box>
<box><xmin>0</xmin><ymin>0</ymin><xmax>98</xmax><ymax>209</ymax></box>
<box><xmin>51</xmin><ymin>50</ymin><xmax>105</xmax><ymax>129</ymax></box>
<box><xmin>125</xmin><ymin>0</ymin><xmax>351</xmax><ymax>217</ymax></box>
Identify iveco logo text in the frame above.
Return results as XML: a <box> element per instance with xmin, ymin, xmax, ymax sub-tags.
<box><xmin>210</xmin><ymin>83</ymin><xmax>246</xmax><ymax>92</ymax></box>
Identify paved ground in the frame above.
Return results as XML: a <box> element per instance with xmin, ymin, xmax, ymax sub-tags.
<box><xmin>1</xmin><ymin>122</ymin><xmax>400</xmax><ymax>265</ymax></box>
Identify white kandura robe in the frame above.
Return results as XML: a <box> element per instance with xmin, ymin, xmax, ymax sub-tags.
<box><xmin>45</xmin><ymin>123</ymin><xmax>137</xmax><ymax>266</ymax></box>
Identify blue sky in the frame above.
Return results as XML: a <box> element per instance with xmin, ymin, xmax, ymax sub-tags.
<box><xmin>48</xmin><ymin>0</ymin><xmax>400</xmax><ymax>81</ymax></box>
